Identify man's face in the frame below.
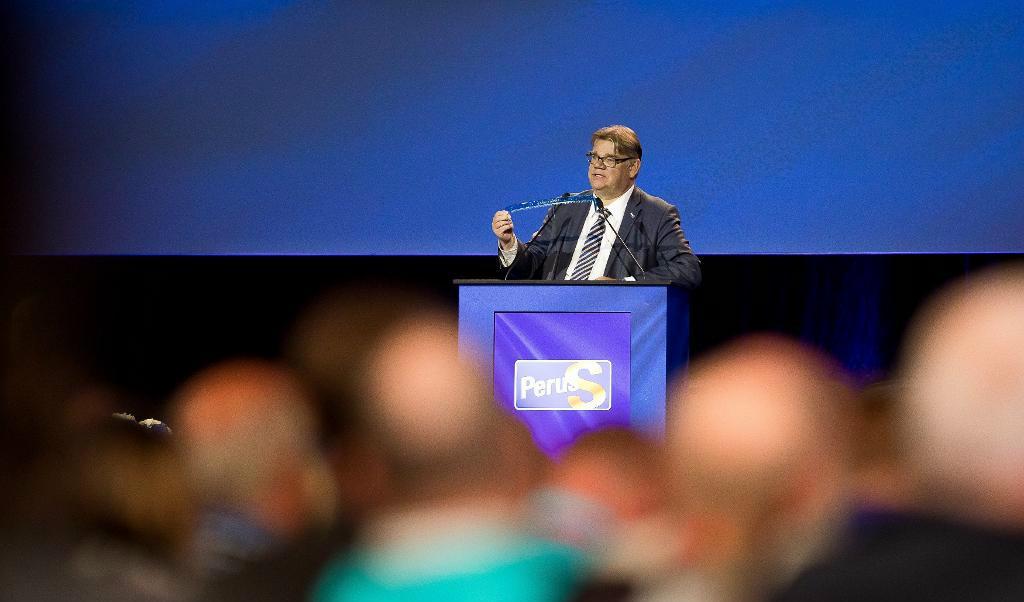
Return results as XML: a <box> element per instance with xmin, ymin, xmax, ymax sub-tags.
<box><xmin>588</xmin><ymin>138</ymin><xmax>639</xmax><ymax>200</ymax></box>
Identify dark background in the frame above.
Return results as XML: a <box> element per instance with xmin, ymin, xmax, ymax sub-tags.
<box><xmin>5</xmin><ymin>253</ymin><xmax>1018</xmax><ymax>419</ymax></box>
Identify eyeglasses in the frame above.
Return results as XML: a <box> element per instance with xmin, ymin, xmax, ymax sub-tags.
<box><xmin>586</xmin><ymin>152</ymin><xmax>637</xmax><ymax>168</ymax></box>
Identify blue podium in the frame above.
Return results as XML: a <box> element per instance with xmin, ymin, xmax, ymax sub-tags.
<box><xmin>456</xmin><ymin>280</ymin><xmax>690</xmax><ymax>456</ymax></box>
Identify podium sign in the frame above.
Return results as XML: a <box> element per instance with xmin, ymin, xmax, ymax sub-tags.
<box><xmin>457</xmin><ymin>280</ymin><xmax>688</xmax><ymax>457</ymax></box>
<box><xmin>494</xmin><ymin>311</ymin><xmax>630</xmax><ymax>454</ymax></box>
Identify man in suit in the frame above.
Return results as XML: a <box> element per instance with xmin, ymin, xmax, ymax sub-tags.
<box><xmin>491</xmin><ymin>125</ymin><xmax>701</xmax><ymax>289</ymax></box>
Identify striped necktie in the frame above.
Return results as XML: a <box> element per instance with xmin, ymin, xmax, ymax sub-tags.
<box><xmin>569</xmin><ymin>216</ymin><xmax>606</xmax><ymax>280</ymax></box>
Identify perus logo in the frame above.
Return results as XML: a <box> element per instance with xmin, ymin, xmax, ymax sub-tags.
<box><xmin>514</xmin><ymin>360</ymin><xmax>612</xmax><ymax>411</ymax></box>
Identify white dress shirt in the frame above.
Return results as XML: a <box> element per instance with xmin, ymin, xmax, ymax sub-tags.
<box><xmin>499</xmin><ymin>186</ymin><xmax>635</xmax><ymax>281</ymax></box>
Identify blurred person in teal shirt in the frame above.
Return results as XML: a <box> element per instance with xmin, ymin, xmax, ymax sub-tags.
<box><xmin>312</xmin><ymin>307</ymin><xmax>588</xmax><ymax>602</ymax></box>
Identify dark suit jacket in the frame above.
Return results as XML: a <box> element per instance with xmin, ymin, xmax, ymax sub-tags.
<box><xmin>771</xmin><ymin>512</ymin><xmax>1024</xmax><ymax>602</ymax></box>
<box><xmin>500</xmin><ymin>187</ymin><xmax>701</xmax><ymax>289</ymax></box>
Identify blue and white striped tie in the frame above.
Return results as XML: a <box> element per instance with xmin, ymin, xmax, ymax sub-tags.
<box><xmin>569</xmin><ymin>217</ymin><xmax>606</xmax><ymax>280</ymax></box>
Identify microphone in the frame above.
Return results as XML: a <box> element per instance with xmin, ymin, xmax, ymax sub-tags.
<box><xmin>594</xmin><ymin>197</ymin><xmax>645</xmax><ymax>278</ymax></box>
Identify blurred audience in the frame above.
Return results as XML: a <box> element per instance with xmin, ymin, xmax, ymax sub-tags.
<box><xmin>285</xmin><ymin>284</ymin><xmax>442</xmax><ymax>522</ymax></box>
<box><xmin>311</xmin><ymin>308</ymin><xmax>588</xmax><ymax>602</ymax></box>
<box><xmin>529</xmin><ymin>428</ymin><xmax>678</xmax><ymax>594</ymax></box>
<box><xmin>167</xmin><ymin>358</ymin><xmax>336</xmax><ymax>587</ymax></box>
<box><xmin>9</xmin><ymin>265</ymin><xmax>1024</xmax><ymax>602</ymax></box>
<box><xmin>68</xmin><ymin>417</ymin><xmax>197</xmax><ymax>601</ymax></box>
<box><xmin>1</xmin><ymin>414</ymin><xmax>197</xmax><ymax>602</ymax></box>
<box><xmin>846</xmin><ymin>381</ymin><xmax>913</xmax><ymax>520</ymax></box>
<box><xmin>202</xmin><ymin>285</ymin><xmax>463</xmax><ymax>602</ymax></box>
<box><xmin>656</xmin><ymin>335</ymin><xmax>855</xmax><ymax>602</ymax></box>
<box><xmin>1</xmin><ymin>292</ymin><xmax>112</xmax><ymax>527</ymax></box>
<box><xmin>776</xmin><ymin>263</ymin><xmax>1024</xmax><ymax>601</ymax></box>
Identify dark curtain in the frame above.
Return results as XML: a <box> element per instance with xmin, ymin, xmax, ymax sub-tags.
<box><xmin>3</xmin><ymin>254</ymin><xmax>1019</xmax><ymax>412</ymax></box>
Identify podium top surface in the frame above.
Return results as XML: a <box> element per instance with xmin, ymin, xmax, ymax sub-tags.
<box><xmin>453</xmin><ymin>279</ymin><xmax>675</xmax><ymax>287</ymax></box>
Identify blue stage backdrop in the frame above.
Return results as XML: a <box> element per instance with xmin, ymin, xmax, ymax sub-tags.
<box><xmin>13</xmin><ymin>1</ymin><xmax>1024</xmax><ymax>255</ymax></box>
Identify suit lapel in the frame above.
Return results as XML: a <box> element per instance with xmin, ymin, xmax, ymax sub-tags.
<box><xmin>604</xmin><ymin>187</ymin><xmax>644</xmax><ymax>278</ymax></box>
<box><xmin>617</xmin><ymin>187</ymin><xmax>643</xmax><ymax>242</ymax></box>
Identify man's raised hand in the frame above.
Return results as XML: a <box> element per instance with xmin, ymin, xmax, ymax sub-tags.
<box><xmin>492</xmin><ymin>210</ymin><xmax>515</xmax><ymax>250</ymax></box>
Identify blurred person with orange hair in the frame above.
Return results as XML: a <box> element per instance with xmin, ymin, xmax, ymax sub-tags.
<box><xmin>167</xmin><ymin>359</ymin><xmax>335</xmax><ymax>585</ymax></box>
<box><xmin>529</xmin><ymin>428</ymin><xmax>679</xmax><ymax>599</ymax></box>
<box><xmin>208</xmin><ymin>286</ymin><xmax>533</xmax><ymax>602</ymax></box>
<box><xmin>777</xmin><ymin>264</ymin><xmax>1024</xmax><ymax>601</ymax></box>
<box><xmin>658</xmin><ymin>335</ymin><xmax>855</xmax><ymax>602</ymax></box>
<box><xmin>312</xmin><ymin>308</ymin><xmax>587</xmax><ymax>602</ymax></box>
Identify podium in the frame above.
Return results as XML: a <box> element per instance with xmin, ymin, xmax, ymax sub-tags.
<box><xmin>456</xmin><ymin>280</ymin><xmax>690</xmax><ymax>456</ymax></box>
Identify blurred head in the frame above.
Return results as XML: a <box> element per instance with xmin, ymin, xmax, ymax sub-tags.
<box><xmin>900</xmin><ymin>263</ymin><xmax>1024</xmax><ymax>527</ymax></box>
<box><xmin>538</xmin><ymin>429</ymin><xmax>677</xmax><ymax>578</ymax></box>
<box><xmin>354</xmin><ymin>309</ymin><xmax>531</xmax><ymax>506</ymax></box>
<box><xmin>848</xmin><ymin>380</ymin><xmax>911</xmax><ymax>511</ymax></box>
<box><xmin>288</xmin><ymin>285</ymin><xmax>523</xmax><ymax>519</ymax></box>
<box><xmin>169</xmin><ymin>358</ymin><xmax>333</xmax><ymax>536</ymax></box>
<box><xmin>667</xmin><ymin>335</ymin><xmax>855</xmax><ymax>592</ymax></box>
<box><xmin>75</xmin><ymin>418</ymin><xmax>194</xmax><ymax>559</ymax></box>
<box><xmin>286</xmin><ymin>283</ymin><xmax>446</xmax><ymax>438</ymax></box>
<box><xmin>1</xmin><ymin>293</ymin><xmax>111</xmax><ymax>525</ymax></box>
<box><xmin>550</xmin><ymin>428</ymin><xmax>667</xmax><ymax>524</ymax></box>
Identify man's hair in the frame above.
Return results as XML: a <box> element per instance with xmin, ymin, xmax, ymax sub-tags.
<box><xmin>592</xmin><ymin>125</ymin><xmax>642</xmax><ymax>160</ymax></box>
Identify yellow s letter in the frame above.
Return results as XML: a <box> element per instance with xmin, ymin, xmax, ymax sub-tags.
<box><xmin>565</xmin><ymin>361</ymin><xmax>607</xmax><ymax>410</ymax></box>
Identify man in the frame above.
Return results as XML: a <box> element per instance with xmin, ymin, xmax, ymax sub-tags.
<box><xmin>312</xmin><ymin>307</ymin><xmax>588</xmax><ymax>602</ymax></box>
<box><xmin>491</xmin><ymin>125</ymin><xmax>701</xmax><ymax>288</ymax></box>
<box><xmin>774</xmin><ymin>263</ymin><xmax>1024</xmax><ymax>602</ymax></box>
<box><xmin>660</xmin><ymin>335</ymin><xmax>854</xmax><ymax>601</ymax></box>
<box><xmin>168</xmin><ymin>359</ymin><xmax>336</xmax><ymax>583</ymax></box>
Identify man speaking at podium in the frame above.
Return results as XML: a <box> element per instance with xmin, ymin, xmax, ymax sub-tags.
<box><xmin>492</xmin><ymin>125</ymin><xmax>701</xmax><ymax>289</ymax></box>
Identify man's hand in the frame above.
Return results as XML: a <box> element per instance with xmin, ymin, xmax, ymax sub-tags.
<box><xmin>595</xmin><ymin>276</ymin><xmax>616</xmax><ymax>281</ymax></box>
<box><xmin>492</xmin><ymin>210</ymin><xmax>515</xmax><ymax>250</ymax></box>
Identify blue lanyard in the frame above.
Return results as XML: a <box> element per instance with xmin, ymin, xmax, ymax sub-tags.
<box><xmin>503</xmin><ymin>191</ymin><xmax>596</xmax><ymax>213</ymax></box>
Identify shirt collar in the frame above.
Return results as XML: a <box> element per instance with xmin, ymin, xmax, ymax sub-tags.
<box><xmin>597</xmin><ymin>185</ymin><xmax>634</xmax><ymax>220</ymax></box>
